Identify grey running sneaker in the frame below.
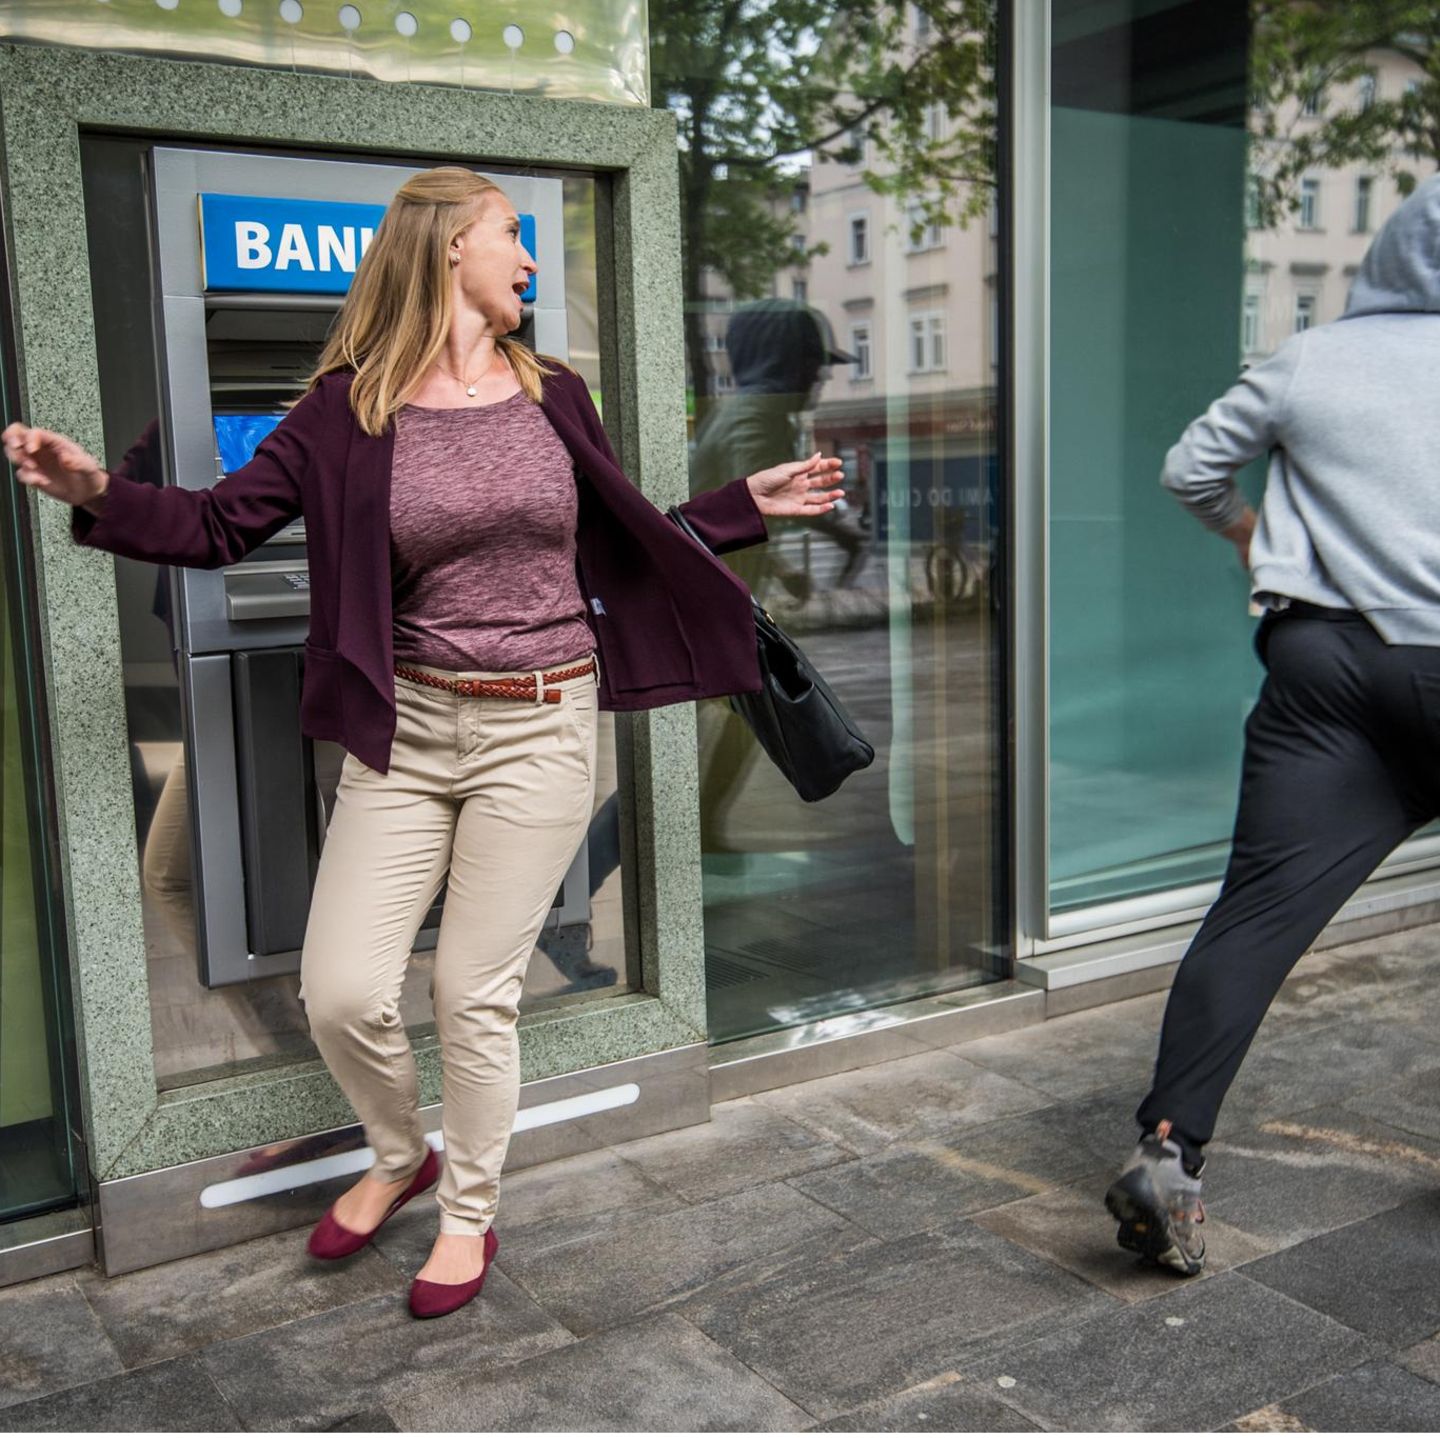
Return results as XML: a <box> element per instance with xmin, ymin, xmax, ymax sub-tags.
<box><xmin>1104</xmin><ymin>1124</ymin><xmax>1205</xmax><ymax>1276</ymax></box>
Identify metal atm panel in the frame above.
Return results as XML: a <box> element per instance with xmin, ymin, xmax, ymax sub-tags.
<box><xmin>148</xmin><ymin>147</ymin><xmax>587</xmax><ymax>988</ymax></box>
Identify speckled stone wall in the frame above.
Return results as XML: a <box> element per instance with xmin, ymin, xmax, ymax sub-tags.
<box><xmin>0</xmin><ymin>43</ymin><xmax>708</xmax><ymax>1182</ymax></box>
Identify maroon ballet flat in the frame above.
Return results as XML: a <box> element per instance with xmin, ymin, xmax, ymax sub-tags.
<box><xmin>408</xmin><ymin>1228</ymin><xmax>499</xmax><ymax>1319</ymax></box>
<box><xmin>306</xmin><ymin>1146</ymin><xmax>440</xmax><ymax>1261</ymax></box>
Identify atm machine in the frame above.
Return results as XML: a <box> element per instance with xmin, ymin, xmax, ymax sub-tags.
<box><xmin>144</xmin><ymin>148</ymin><xmax>587</xmax><ymax>988</ymax></box>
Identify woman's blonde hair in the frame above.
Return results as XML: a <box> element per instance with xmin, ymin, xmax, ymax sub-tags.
<box><xmin>307</xmin><ymin>166</ymin><xmax>563</xmax><ymax>435</ymax></box>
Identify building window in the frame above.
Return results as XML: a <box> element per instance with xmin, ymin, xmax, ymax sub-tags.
<box><xmin>1242</xmin><ymin>293</ymin><xmax>1261</xmax><ymax>353</ymax></box>
<box><xmin>1354</xmin><ymin>176</ymin><xmax>1374</xmax><ymax>233</ymax></box>
<box><xmin>912</xmin><ymin>3</ymin><xmax>931</xmax><ymax>40</ymax></box>
<box><xmin>848</xmin><ymin>212</ymin><xmax>870</xmax><ymax>266</ymax></box>
<box><xmin>1358</xmin><ymin>71</ymin><xmax>1377</xmax><ymax>111</ymax></box>
<box><xmin>1294</xmin><ymin>291</ymin><xmax>1317</xmax><ymax>332</ymax></box>
<box><xmin>1298</xmin><ymin>176</ymin><xmax>1321</xmax><ymax>230</ymax></box>
<box><xmin>908</xmin><ymin>309</ymin><xmax>946</xmax><ymax>373</ymax></box>
<box><xmin>1245</xmin><ymin>175</ymin><xmax>1262</xmax><ymax>230</ymax></box>
<box><xmin>791</xmin><ymin>278</ymin><xmax>808</xmax><ymax>303</ymax></box>
<box><xmin>1301</xmin><ymin>85</ymin><xmax>1323</xmax><ymax>117</ymax></box>
<box><xmin>923</xmin><ymin>102</ymin><xmax>946</xmax><ymax>142</ymax></box>
<box><xmin>849</xmin><ymin>322</ymin><xmax>872</xmax><ymax>379</ymax></box>
<box><xmin>903</xmin><ymin>199</ymin><xmax>943</xmax><ymax>252</ymax></box>
<box><xmin>790</xmin><ymin>187</ymin><xmax>808</xmax><ymax>214</ymax></box>
<box><xmin>790</xmin><ymin>231</ymin><xmax>807</xmax><ymax>256</ymax></box>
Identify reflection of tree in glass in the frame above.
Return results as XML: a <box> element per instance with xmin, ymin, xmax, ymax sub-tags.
<box><xmin>1250</xmin><ymin>1</ymin><xmax>1440</xmax><ymax>227</ymax></box>
<box><xmin>649</xmin><ymin>0</ymin><xmax>997</xmax><ymax>409</ymax></box>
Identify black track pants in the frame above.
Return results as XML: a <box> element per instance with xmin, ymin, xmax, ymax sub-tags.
<box><xmin>1136</xmin><ymin>609</ymin><xmax>1440</xmax><ymax>1168</ymax></box>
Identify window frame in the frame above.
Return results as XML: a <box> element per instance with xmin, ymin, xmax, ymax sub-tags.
<box><xmin>847</xmin><ymin>210</ymin><xmax>871</xmax><ymax>266</ymax></box>
<box><xmin>848</xmin><ymin>320</ymin><xmax>873</xmax><ymax>380</ymax></box>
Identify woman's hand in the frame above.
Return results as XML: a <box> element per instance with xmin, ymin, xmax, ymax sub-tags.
<box><xmin>746</xmin><ymin>452</ymin><xmax>844</xmax><ymax>517</ymax></box>
<box><xmin>3</xmin><ymin>424</ymin><xmax>108</xmax><ymax>509</ymax></box>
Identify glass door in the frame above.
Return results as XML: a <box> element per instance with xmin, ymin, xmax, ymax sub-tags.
<box><xmin>650</xmin><ymin>0</ymin><xmax>1010</xmax><ymax>1043</ymax></box>
<box><xmin>0</xmin><ymin>290</ymin><xmax>82</xmax><ymax>1225</ymax></box>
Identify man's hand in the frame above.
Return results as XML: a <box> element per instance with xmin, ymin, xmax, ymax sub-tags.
<box><xmin>1222</xmin><ymin>506</ymin><xmax>1257</xmax><ymax>570</ymax></box>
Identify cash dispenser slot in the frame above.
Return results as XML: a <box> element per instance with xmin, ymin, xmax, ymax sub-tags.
<box><xmin>232</xmin><ymin>648</ymin><xmax>316</xmax><ymax>957</ymax></box>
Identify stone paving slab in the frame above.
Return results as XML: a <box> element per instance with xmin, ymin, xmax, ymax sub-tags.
<box><xmin>384</xmin><ymin>1312</ymin><xmax>810</xmax><ymax>1432</ymax></box>
<box><xmin>680</xmin><ymin>1217</ymin><xmax>1110</xmax><ymax>1422</ymax></box>
<box><xmin>951</xmin><ymin>1004</ymin><xmax>1162</xmax><ymax>1101</ymax></box>
<box><xmin>973</xmin><ymin>1174</ymin><xmax>1274</xmax><ymax>1302</ymax></box>
<box><xmin>1199</xmin><ymin>1107</ymin><xmax>1440</xmax><ymax>1249</ymax></box>
<box><xmin>752</xmin><ymin>1048</ymin><xmax>1053</xmax><ymax>1157</ymax></box>
<box><xmin>198</xmin><ymin>1270</ymin><xmax>573</xmax><ymax>1430</ymax></box>
<box><xmin>76</xmin><ymin>1225</ymin><xmax>403</xmax><ymax>1368</ymax></box>
<box><xmin>373</xmin><ymin>1145</ymin><xmax>686</xmax><ymax>1273</ymax></box>
<box><xmin>1214</xmin><ymin>1019</ymin><xmax>1440</xmax><ymax>1142</ymax></box>
<box><xmin>496</xmin><ymin>1181</ymin><xmax>868</xmax><ymax>1338</ymax></box>
<box><xmin>959</xmin><ymin>1272</ymin><xmax>1380</xmax><ymax>1432</ymax></box>
<box><xmin>1226</xmin><ymin>1360</ymin><xmax>1440</xmax><ymax>1433</ymax></box>
<box><xmin>612</xmin><ymin>1097</ymin><xmax>856</xmax><ymax>1203</ymax></box>
<box><xmin>0</xmin><ymin>1274</ymin><xmax>123</xmax><ymax>1411</ymax></box>
<box><xmin>1239</xmin><ymin>1191</ymin><xmax>1440</xmax><ymax>1348</ymax></box>
<box><xmin>811</xmin><ymin>1373</ymin><xmax>1041</xmax><ymax>1432</ymax></box>
<box><xmin>0</xmin><ymin>1355</ymin><xmax>240</xmax><ymax>1433</ymax></box>
<box><xmin>788</xmin><ymin>1091</ymin><xmax>1137</xmax><ymax>1241</ymax></box>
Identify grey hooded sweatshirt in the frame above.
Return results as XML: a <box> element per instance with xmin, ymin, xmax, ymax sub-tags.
<box><xmin>1162</xmin><ymin>173</ymin><xmax>1440</xmax><ymax>645</ymax></box>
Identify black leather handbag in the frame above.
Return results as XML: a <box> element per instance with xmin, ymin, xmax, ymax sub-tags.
<box><xmin>668</xmin><ymin>505</ymin><xmax>875</xmax><ymax>802</ymax></box>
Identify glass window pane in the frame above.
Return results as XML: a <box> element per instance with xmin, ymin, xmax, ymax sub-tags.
<box><xmin>1049</xmin><ymin>0</ymin><xmax>1259</xmax><ymax>913</ymax></box>
<box><xmin>658</xmin><ymin>0</ymin><xmax>1007</xmax><ymax>1042</ymax></box>
<box><xmin>0</xmin><ymin>420</ymin><xmax>78</xmax><ymax>1223</ymax></box>
<box><xmin>1049</xmin><ymin>1</ymin><xmax>1429</xmax><ymax>918</ymax></box>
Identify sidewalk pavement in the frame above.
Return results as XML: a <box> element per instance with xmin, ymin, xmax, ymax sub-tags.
<box><xmin>8</xmin><ymin>924</ymin><xmax>1440</xmax><ymax>1432</ymax></box>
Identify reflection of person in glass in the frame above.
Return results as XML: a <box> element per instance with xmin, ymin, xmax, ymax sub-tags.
<box><xmin>6</xmin><ymin>167</ymin><xmax>842</xmax><ymax>1320</ymax></box>
<box><xmin>1108</xmin><ymin>176</ymin><xmax>1440</xmax><ymax>1278</ymax></box>
<box><xmin>692</xmin><ymin>298</ymin><xmax>865</xmax><ymax>602</ymax></box>
<box><xmin>690</xmin><ymin>298</ymin><xmax>858</xmax><ymax>850</ymax></box>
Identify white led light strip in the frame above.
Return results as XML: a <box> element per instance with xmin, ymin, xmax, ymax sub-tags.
<box><xmin>199</xmin><ymin>1082</ymin><xmax>641</xmax><ymax>1209</ymax></box>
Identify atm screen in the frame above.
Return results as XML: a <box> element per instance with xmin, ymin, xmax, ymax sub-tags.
<box><xmin>214</xmin><ymin>412</ymin><xmax>284</xmax><ymax>474</ymax></box>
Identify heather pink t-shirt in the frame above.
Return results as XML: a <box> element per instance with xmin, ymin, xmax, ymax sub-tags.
<box><xmin>390</xmin><ymin>393</ymin><xmax>594</xmax><ymax>674</ymax></box>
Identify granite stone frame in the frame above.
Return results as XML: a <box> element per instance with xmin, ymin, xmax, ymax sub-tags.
<box><xmin>0</xmin><ymin>44</ymin><xmax>706</xmax><ymax>1184</ymax></box>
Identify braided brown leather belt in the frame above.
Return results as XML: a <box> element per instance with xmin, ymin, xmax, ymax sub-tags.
<box><xmin>394</xmin><ymin>658</ymin><xmax>596</xmax><ymax>705</ymax></box>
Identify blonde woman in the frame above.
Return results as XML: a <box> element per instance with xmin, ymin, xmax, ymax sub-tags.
<box><xmin>4</xmin><ymin>166</ymin><xmax>842</xmax><ymax>1319</ymax></box>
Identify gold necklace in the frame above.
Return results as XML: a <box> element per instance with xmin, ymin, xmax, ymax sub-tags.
<box><xmin>434</xmin><ymin>349</ymin><xmax>497</xmax><ymax>398</ymax></box>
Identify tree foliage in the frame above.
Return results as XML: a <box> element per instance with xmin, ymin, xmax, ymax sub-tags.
<box><xmin>1250</xmin><ymin>0</ymin><xmax>1440</xmax><ymax>226</ymax></box>
<box><xmin>648</xmin><ymin>0</ymin><xmax>996</xmax><ymax>397</ymax></box>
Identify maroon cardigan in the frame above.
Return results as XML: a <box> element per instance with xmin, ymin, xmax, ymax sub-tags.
<box><xmin>73</xmin><ymin>367</ymin><xmax>767</xmax><ymax>772</ymax></box>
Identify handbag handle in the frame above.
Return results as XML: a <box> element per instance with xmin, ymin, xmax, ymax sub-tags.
<box><xmin>666</xmin><ymin>504</ymin><xmax>712</xmax><ymax>554</ymax></box>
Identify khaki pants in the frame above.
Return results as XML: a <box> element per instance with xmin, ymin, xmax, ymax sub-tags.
<box><xmin>299</xmin><ymin>660</ymin><xmax>597</xmax><ymax>1235</ymax></box>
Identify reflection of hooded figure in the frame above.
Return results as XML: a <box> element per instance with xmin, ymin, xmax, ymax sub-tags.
<box><xmin>692</xmin><ymin>299</ymin><xmax>842</xmax><ymax>489</ymax></box>
<box><xmin>691</xmin><ymin>299</ymin><xmax>858</xmax><ymax>603</ymax></box>
<box><xmin>688</xmin><ymin>300</ymin><xmax>856</xmax><ymax>849</ymax></box>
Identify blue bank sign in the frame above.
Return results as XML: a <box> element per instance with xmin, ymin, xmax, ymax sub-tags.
<box><xmin>198</xmin><ymin>193</ymin><xmax>538</xmax><ymax>301</ymax></box>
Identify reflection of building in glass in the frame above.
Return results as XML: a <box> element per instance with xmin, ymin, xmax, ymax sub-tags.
<box><xmin>1246</xmin><ymin>50</ymin><xmax>1429</xmax><ymax>362</ymax></box>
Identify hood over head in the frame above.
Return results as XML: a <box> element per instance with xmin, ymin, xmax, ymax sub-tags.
<box><xmin>1344</xmin><ymin>173</ymin><xmax>1440</xmax><ymax>317</ymax></box>
<box><xmin>725</xmin><ymin>299</ymin><xmax>854</xmax><ymax>393</ymax></box>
